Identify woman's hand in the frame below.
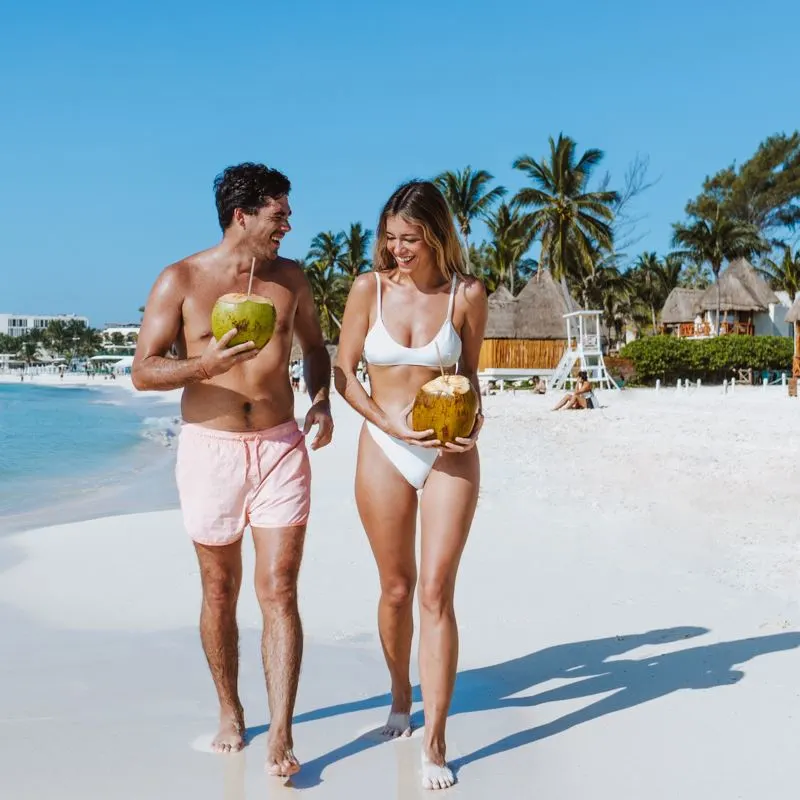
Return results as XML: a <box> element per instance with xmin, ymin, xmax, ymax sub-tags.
<box><xmin>384</xmin><ymin>401</ymin><xmax>441</xmax><ymax>448</ymax></box>
<box><xmin>442</xmin><ymin>410</ymin><xmax>483</xmax><ymax>454</ymax></box>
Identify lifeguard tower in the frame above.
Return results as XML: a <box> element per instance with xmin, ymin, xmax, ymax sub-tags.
<box><xmin>549</xmin><ymin>310</ymin><xmax>619</xmax><ymax>391</ymax></box>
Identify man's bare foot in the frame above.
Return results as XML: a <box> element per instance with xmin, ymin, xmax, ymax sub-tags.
<box><xmin>421</xmin><ymin>744</ymin><xmax>454</xmax><ymax>790</ymax></box>
<box><xmin>211</xmin><ymin>709</ymin><xmax>245</xmax><ymax>754</ymax></box>
<box><xmin>381</xmin><ymin>711</ymin><xmax>412</xmax><ymax>739</ymax></box>
<box><xmin>265</xmin><ymin>736</ymin><xmax>301</xmax><ymax>777</ymax></box>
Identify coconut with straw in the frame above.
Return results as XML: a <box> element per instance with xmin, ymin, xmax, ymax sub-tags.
<box><xmin>211</xmin><ymin>256</ymin><xmax>277</xmax><ymax>349</ymax></box>
<box><xmin>411</xmin><ymin>342</ymin><xmax>479</xmax><ymax>445</ymax></box>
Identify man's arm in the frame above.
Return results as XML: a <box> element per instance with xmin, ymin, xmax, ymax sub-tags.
<box><xmin>131</xmin><ymin>264</ymin><xmax>256</xmax><ymax>391</ymax></box>
<box><xmin>292</xmin><ymin>267</ymin><xmax>331</xmax><ymax>407</ymax></box>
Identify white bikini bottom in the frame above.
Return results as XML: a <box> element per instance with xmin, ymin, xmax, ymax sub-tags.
<box><xmin>365</xmin><ymin>421</ymin><xmax>439</xmax><ymax>489</ymax></box>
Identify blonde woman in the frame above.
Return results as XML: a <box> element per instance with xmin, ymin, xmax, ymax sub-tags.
<box><xmin>334</xmin><ymin>181</ymin><xmax>488</xmax><ymax>790</ymax></box>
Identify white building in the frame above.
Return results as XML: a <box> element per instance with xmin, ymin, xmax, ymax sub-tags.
<box><xmin>0</xmin><ymin>313</ymin><xmax>89</xmax><ymax>338</ymax></box>
<box><xmin>102</xmin><ymin>323</ymin><xmax>140</xmax><ymax>339</ymax></box>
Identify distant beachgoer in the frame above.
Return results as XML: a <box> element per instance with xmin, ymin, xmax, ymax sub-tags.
<box><xmin>132</xmin><ymin>163</ymin><xmax>333</xmax><ymax>776</ymax></box>
<box><xmin>334</xmin><ymin>181</ymin><xmax>488</xmax><ymax>791</ymax></box>
<box><xmin>290</xmin><ymin>360</ymin><xmax>302</xmax><ymax>391</ymax></box>
<box><xmin>553</xmin><ymin>370</ymin><xmax>594</xmax><ymax>410</ymax></box>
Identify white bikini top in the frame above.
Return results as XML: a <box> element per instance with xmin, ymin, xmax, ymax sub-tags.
<box><xmin>363</xmin><ymin>272</ymin><xmax>462</xmax><ymax>368</ymax></box>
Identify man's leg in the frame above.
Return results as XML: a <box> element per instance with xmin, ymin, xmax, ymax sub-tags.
<box><xmin>194</xmin><ymin>539</ymin><xmax>245</xmax><ymax>753</ymax></box>
<box><xmin>252</xmin><ymin>525</ymin><xmax>306</xmax><ymax>776</ymax></box>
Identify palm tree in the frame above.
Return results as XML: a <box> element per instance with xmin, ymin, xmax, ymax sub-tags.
<box><xmin>76</xmin><ymin>327</ymin><xmax>104</xmax><ymax>358</ymax></box>
<box><xmin>757</xmin><ymin>243</ymin><xmax>800</xmax><ymax>300</ymax></box>
<box><xmin>483</xmin><ymin>203</ymin><xmax>537</xmax><ymax>294</ymax></box>
<box><xmin>672</xmin><ymin>205</ymin><xmax>766</xmax><ymax>334</ymax></box>
<box><xmin>300</xmin><ymin>258</ymin><xmax>347</xmax><ymax>343</ymax></box>
<box><xmin>659</xmin><ymin>252</ymin><xmax>686</xmax><ymax>295</ymax></box>
<box><xmin>339</xmin><ymin>223</ymin><xmax>373</xmax><ymax>281</ymax></box>
<box><xmin>307</xmin><ymin>231</ymin><xmax>345</xmax><ymax>274</ymax></box>
<box><xmin>629</xmin><ymin>253</ymin><xmax>667</xmax><ymax>333</ymax></box>
<box><xmin>18</xmin><ymin>328</ymin><xmax>44</xmax><ymax>365</ymax></box>
<box><xmin>434</xmin><ymin>166</ymin><xmax>506</xmax><ymax>263</ymax></box>
<box><xmin>512</xmin><ymin>134</ymin><xmax>619</xmax><ymax>291</ymax></box>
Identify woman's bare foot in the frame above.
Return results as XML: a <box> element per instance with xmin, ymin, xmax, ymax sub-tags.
<box><xmin>381</xmin><ymin>686</ymin><xmax>412</xmax><ymax>738</ymax></box>
<box><xmin>421</xmin><ymin>740</ymin><xmax>454</xmax><ymax>790</ymax></box>
<box><xmin>265</xmin><ymin>732</ymin><xmax>301</xmax><ymax>777</ymax></box>
<box><xmin>211</xmin><ymin>707</ymin><xmax>245</xmax><ymax>754</ymax></box>
<box><xmin>381</xmin><ymin>710</ymin><xmax>412</xmax><ymax>738</ymax></box>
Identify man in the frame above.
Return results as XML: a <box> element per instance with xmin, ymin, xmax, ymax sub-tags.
<box><xmin>132</xmin><ymin>162</ymin><xmax>333</xmax><ymax>777</ymax></box>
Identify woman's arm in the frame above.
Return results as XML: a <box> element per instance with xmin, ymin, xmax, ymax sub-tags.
<box><xmin>333</xmin><ymin>274</ymin><xmax>390</xmax><ymax>428</ymax></box>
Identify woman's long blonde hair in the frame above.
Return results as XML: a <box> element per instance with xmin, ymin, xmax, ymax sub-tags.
<box><xmin>373</xmin><ymin>181</ymin><xmax>467</xmax><ymax>280</ymax></box>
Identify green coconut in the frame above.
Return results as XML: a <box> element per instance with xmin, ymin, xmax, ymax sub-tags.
<box><xmin>211</xmin><ymin>293</ymin><xmax>276</xmax><ymax>349</ymax></box>
<box><xmin>411</xmin><ymin>374</ymin><xmax>479</xmax><ymax>445</ymax></box>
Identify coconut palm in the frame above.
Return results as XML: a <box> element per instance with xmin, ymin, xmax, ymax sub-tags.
<box><xmin>659</xmin><ymin>252</ymin><xmax>686</xmax><ymax>295</ymax></box>
<box><xmin>483</xmin><ymin>203</ymin><xmax>538</xmax><ymax>294</ymax></box>
<box><xmin>433</xmin><ymin>166</ymin><xmax>506</xmax><ymax>261</ymax></box>
<box><xmin>512</xmin><ymin>134</ymin><xmax>619</xmax><ymax>289</ymax></box>
<box><xmin>757</xmin><ymin>243</ymin><xmax>800</xmax><ymax>300</ymax></box>
<box><xmin>339</xmin><ymin>222</ymin><xmax>373</xmax><ymax>281</ymax></box>
<box><xmin>307</xmin><ymin>231</ymin><xmax>345</xmax><ymax>274</ymax></box>
<box><xmin>628</xmin><ymin>252</ymin><xmax>668</xmax><ymax>333</ymax></box>
<box><xmin>672</xmin><ymin>205</ymin><xmax>766</xmax><ymax>334</ymax></box>
<box><xmin>300</xmin><ymin>258</ymin><xmax>347</xmax><ymax>343</ymax></box>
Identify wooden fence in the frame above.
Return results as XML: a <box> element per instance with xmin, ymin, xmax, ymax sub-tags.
<box><xmin>478</xmin><ymin>338</ymin><xmax>566</xmax><ymax>371</ymax></box>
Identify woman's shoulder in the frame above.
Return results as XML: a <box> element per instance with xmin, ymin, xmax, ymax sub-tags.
<box><xmin>456</xmin><ymin>274</ymin><xmax>488</xmax><ymax>304</ymax></box>
<box><xmin>349</xmin><ymin>271</ymin><xmax>379</xmax><ymax>297</ymax></box>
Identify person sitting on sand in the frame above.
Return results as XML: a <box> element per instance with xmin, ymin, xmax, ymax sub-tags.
<box><xmin>553</xmin><ymin>370</ymin><xmax>594</xmax><ymax>410</ymax></box>
<box><xmin>132</xmin><ymin>162</ymin><xmax>333</xmax><ymax>776</ymax></box>
<box><xmin>334</xmin><ymin>180</ymin><xmax>488</xmax><ymax>791</ymax></box>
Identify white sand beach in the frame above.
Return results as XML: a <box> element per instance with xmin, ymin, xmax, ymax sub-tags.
<box><xmin>2</xmin><ymin>384</ymin><xmax>800</xmax><ymax>798</ymax></box>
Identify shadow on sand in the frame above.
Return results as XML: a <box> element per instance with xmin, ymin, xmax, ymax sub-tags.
<box><xmin>246</xmin><ymin>625</ymin><xmax>800</xmax><ymax>789</ymax></box>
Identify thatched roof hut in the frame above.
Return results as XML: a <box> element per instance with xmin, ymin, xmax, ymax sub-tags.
<box><xmin>484</xmin><ymin>285</ymin><xmax>516</xmax><ymax>338</ymax></box>
<box><xmin>661</xmin><ymin>288</ymin><xmax>703</xmax><ymax>325</ymax></box>
<box><xmin>480</xmin><ymin>270</ymin><xmax>579</xmax><ymax>372</ymax></box>
<box><xmin>699</xmin><ymin>258</ymin><xmax>778</xmax><ymax>312</ymax></box>
<box><xmin>785</xmin><ymin>295</ymin><xmax>800</xmax><ymax>325</ymax></box>
<box><xmin>485</xmin><ymin>271</ymin><xmax>578</xmax><ymax>339</ymax></box>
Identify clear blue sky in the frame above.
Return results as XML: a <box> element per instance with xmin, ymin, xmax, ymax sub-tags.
<box><xmin>1</xmin><ymin>0</ymin><xmax>797</xmax><ymax>327</ymax></box>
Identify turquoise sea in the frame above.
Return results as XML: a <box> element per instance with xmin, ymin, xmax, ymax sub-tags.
<box><xmin>0</xmin><ymin>383</ymin><xmax>181</xmax><ymax>534</ymax></box>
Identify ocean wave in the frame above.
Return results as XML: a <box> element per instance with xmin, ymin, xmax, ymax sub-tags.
<box><xmin>140</xmin><ymin>416</ymin><xmax>181</xmax><ymax>447</ymax></box>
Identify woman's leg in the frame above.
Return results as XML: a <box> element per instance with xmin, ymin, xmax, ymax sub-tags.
<box><xmin>417</xmin><ymin>447</ymin><xmax>480</xmax><ymax>789</ymax></box>
<box><xmin>355</xmin><ymin>424</ymin><xmax>420</xmax><ymax>736</ymax></box>
<box><xmin>553</xmin><ymin>393</ymin><xmax>573</xmax><ymax>410</ymax></box>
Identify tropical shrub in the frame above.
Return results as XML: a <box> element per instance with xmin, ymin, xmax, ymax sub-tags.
<box><xmin>619</xmin><ymin>335</ymin><xmax>793</xmax><ymax>384</ymax></box>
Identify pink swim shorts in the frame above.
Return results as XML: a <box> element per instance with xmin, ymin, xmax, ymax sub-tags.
<box><xmin>175</xmin><ymin>420</ymin><xmax>311</xmax><ymax>546</ymax></box>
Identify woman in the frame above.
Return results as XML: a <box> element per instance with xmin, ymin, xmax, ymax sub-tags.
<box><xmin>334</xmin><ymin>181</ymin><xmax>488</xmax><ymax>790</ymax></box>
<box><xmin>552</xmin><ymin>370</ymin><xmax>594</xmax><ymax>410</ymax></box>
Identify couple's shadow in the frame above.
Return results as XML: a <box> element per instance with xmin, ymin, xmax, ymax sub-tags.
<box><xmin>245</xmin><ymin>625</ymin><xmax>800</xmax><ymax>788</ymax></box>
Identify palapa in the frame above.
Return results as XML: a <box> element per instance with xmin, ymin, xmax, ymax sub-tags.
<box><xmin>785</xmin><ymin>295</ymin><xmax>800</xmax><ymax>324</ymax></box>
<box><xmin>698</xmin><ymin>258</ymin><xmax>778</xmax><ymax>312</ymax></box>
<box><xmin>485</xmin><ymin>270</ymin><xmax>579</xmax><ymax>340</ymax></box>
<box><xmin>661</xmin><ymin>288</ymin><xmax>704</xmax><ymax>324</ymax></box>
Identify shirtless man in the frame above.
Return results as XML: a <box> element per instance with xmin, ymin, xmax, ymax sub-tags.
<box><xmin>132</xmin><ymin>163</ymin><xmax>333</xmax><ymax>777</ymax></box>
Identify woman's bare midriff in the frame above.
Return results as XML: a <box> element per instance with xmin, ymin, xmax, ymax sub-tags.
<box><xmin>367</xmin><ymin>363</ymin><xmax>446</xmax><ymax>422</ymax></box>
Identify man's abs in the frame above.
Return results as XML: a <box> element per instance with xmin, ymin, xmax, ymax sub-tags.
<box><xmin>180</xmin><ymin>365</ymin><xmax>296</xmax><ymax>432</ymax></box>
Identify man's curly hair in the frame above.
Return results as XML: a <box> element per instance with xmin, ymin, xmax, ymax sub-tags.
<box><xmin>213</xmin><ymin>163</ymin><xmax>291</xmax><ymax>231</ymax></box>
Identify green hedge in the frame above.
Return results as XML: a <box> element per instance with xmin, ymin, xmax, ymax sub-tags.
<box><xmin>619</xmin><ymin>335</ymin><xmax>793</xmax><ymax>384</ymax></box>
